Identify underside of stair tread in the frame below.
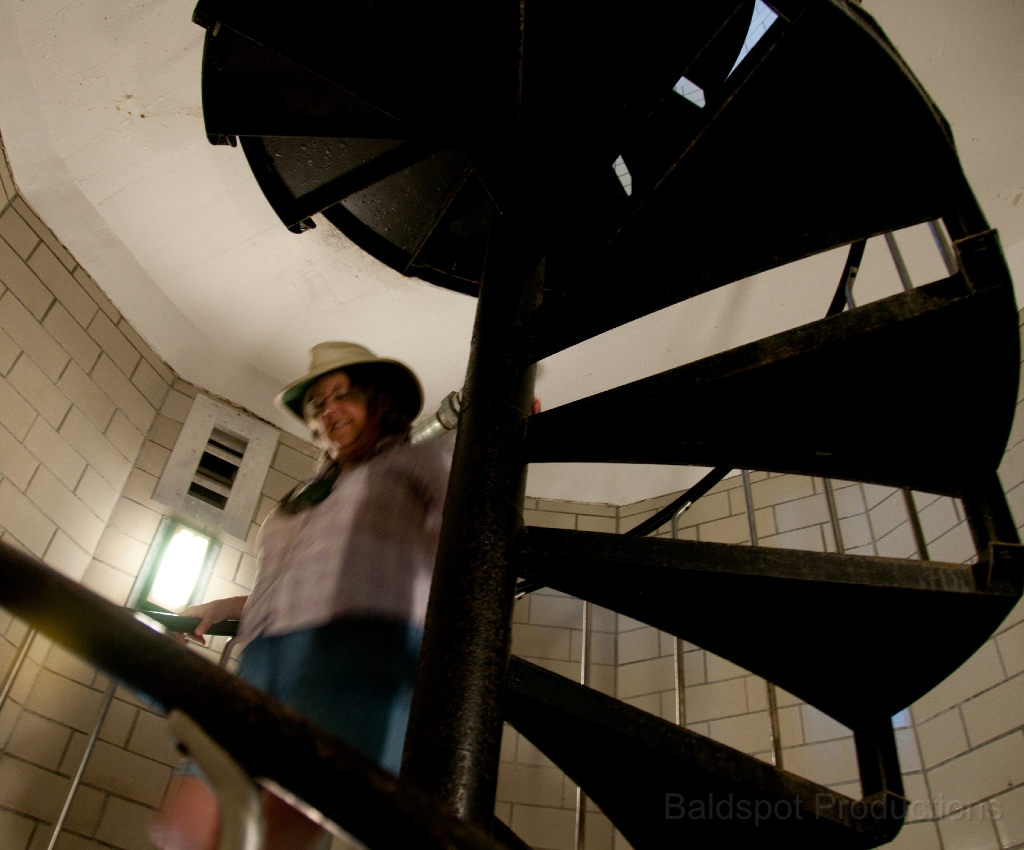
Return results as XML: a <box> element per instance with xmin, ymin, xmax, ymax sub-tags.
<box><xmin>195</xmin><ymin>0</ymin><xmax>985</xmax><ymax>311</ymax></box>
<box><xmin>505</xmin><ymin>655</ymin><xmax>904</xmax><ymax>850</ymax></box>
<box><xmin>532</xmin><ymin>0</ymin><xmax>968</xmax><ymax>356</ymax></box>
<box><xmin>194</xmin><ymin>1</ymin><xmax>451</xmax><ymax>144</ymax></box>
<box><xmin>527</xmin><ymin>259</ymin><xmax>1021</xmax><ymax>496</ymax></box>
<box><xmin>239</xmin><ymin>136</ymin><xmax>452</xmax><ymax>230</ymax></box>
<box><xmin>320</xmin><ymin>148</ymin><xmax>475</xmax><ymax>272</ymax></box>
<box><xmin>200</xmin><ymin>24</ymin><xmax>421</xmax><ymax>140</ymax></box>
<box><xmin>516</xmin><ymin>527</ymin><xmax>1023</xmax><ymax>727</ymax></box>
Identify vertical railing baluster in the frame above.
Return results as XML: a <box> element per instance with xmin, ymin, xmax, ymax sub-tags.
<box><xmin>822</xmin><ymin>478</ymin><xmax>846</xmax><ymax>554</ymax></box>
<box><xmin>574</xmin><ymin>600</ymin><xmax>593</xmax><ymax>850</ymax></box>
<box><xmin>884</xmin><ymin>232</ymin><xmax>914</xmax><ymax>292</ymax></box>
<box><xmin>902</xmin><ymin>489</ymin><xmax>930</xmax><ymax>560</ymax></box>
<box><xmin>741</xmin><ymin>471</ymin><xmax>784</xmax><ymax>768</ymax></box>
<box><xmin>670</xmin><ymin>507</ymin><xmax>687</xmax><ymax>729</ymax></box>
<box><xmin>928</xmin><ymin>220</ymin><xmax>959</xmax><ymax>275</ymax></box>
<box><xmin>0</xmin><ymin>627</ymin><xmax>35</xmax><ymax>717</ymax></box>
<box><xmin>46</xmin><ymin>681</ymin><xmax>117</xmax><ymax>850</ymax></box>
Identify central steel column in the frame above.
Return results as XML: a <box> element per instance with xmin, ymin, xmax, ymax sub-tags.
<box><xmin>402</xmin><ymin>212</ymin><xmax>543</xmax><ymax>826</ymax></box>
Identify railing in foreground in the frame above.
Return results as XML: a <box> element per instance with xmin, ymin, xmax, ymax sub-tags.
<box><xmin>0</xmin><ymin>540</ymin><xmax>509</xmax><ymax>850</ymax></box>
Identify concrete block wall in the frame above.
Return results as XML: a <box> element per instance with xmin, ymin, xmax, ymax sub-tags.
<box><xmin>0</xmin><ymin>134</ymin><xmax>320</xmax><ymax>850</ymax></box>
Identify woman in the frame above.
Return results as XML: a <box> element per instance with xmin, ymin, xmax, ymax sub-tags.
<box><xmin>151</xmin><ymin>341</ymin><xmax>452</xmax><ymax>850</ymax></box>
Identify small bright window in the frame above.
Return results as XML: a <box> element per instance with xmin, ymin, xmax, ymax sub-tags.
<box><xmin>128</xmin><ymin>517</ymin><xmax>221</xmax><ymax>614</ymax></box>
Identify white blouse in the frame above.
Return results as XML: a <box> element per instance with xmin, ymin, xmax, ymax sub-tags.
<box><xmin>235</xmin><ymin>439</ymin><xmax>452</xmax><ymax>649</ymax></box>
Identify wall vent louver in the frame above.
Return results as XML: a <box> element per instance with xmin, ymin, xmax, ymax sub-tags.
<box><xmin>154</xmin><ymin>395</ymin><xmax>279</xmax><ymax>539</ymax></box>
<box><xmin>188</xmin><ymin>428</ymin><xmax>248</xmax><ymax>509</ymax></box>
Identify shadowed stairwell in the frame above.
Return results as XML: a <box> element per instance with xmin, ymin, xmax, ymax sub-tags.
<box><xmin>1</xmin><ymin>1</ymin><xmax>1022</xmax><ymax>848</ymax></box>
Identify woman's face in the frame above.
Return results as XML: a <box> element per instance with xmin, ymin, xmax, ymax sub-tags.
<box><xmin>304</xmin><ymin>370</ymin><xmax>380</xmax><ymax>464</ymax></box>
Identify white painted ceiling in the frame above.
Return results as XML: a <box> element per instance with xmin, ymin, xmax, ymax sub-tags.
<box><xmin>0</xmin><ymin>0</ymin><xmax>1022</xmax><ymax>504</ymax></box>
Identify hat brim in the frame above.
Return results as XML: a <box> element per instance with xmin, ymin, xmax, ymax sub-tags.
<box><xmin>275</xmin><ymin>356</ymin><xmax>423</xmax><ymax>423</ymax></box>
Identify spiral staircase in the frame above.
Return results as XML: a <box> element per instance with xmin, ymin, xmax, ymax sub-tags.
<box><xmin>2</xmin><ymin>1</ymin><xmax>1022</xmax><ymax>849</ymax></box>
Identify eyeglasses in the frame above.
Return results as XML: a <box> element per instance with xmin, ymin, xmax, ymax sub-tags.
<box><xmin>303</xmin><ymin>388</ymin><xmax>358</xmax><ymax>420</ymax></box>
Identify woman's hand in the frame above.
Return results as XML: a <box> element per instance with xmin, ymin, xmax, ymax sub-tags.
<box><xmin>176</xmin><ymin>596</ymin><xmax>247</xmax><ymax>646</ymax></box>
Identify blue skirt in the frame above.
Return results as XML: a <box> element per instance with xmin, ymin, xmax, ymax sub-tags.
<box><xmin>236</xmin><ymin>616</ymin><xmax>423</xmax><ymax>775</ymax></box>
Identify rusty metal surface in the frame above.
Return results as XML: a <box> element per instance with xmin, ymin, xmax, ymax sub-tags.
<box><xmin>401</xmin><ymin>217</ymin><xmax>544</xmax><ymax>825</ymax></box>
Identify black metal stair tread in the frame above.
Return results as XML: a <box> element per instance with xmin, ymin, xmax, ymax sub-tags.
<box><xmin>533</xmin><ymin>0</ymin><xmax>970</xmax><ymax>358</ymax></box>
<box><xmin>613</xmin><ymin>0</ymin><xmax>758</xmax><ymax>198</ymax></box>
<box><xmin>505</xmin><ymin>654</ymin><xmax>904</xmax><ymax>850</ymax></box>
<box><xmin>193</xmin><ymin>0</ymin><xmax>1006</xmax><ymax>324</ymax></box>
<box><xmin>193</xmin><ymin>0</ymin><xmax>755</xmax><ymax>212</ymax></box>
<box><xmin>199</xmin><ymin>24</ymin><xmax>422</xmax><ymax>141</ymax></box>
<box><xmin>320</xmin><ymin>148</ymin><xmax>476</xmax><ymax>276</ymax></box>
<box><xmin>190</xmin><ymin>0</ymin><xmax>768</xmax><ymax>295</ymax></box>
<box><xmin>515</xmin><ymin>527</ymin><xmax>1023</xmax><ymax>728</ymax></box>
<box><xmin>193</xmin><ymin>1</ymin><xmax>451</xmax><ymax>145</ymax></box>
<box><xmin>406</xmin><ymin>173</ymin><xmax>495</xmax><ymax>296</ymax></box>
<box><xmin>240</xmin><ymin>137</ymin><xmax>451</xmax><ymax>231</ymax></box>
<box><xmin>196</xmin><ymin>4</ymin><xmax>490</xmax><ymax>287</ymax></box>
<box><xmin>453</xmin><ymin>0</ymin><xmax>758</xmax><ymax>214</ymax></box>
<box><xmin>527</xmin><ymin>249</ymin><xmax>1020</xmax><ymax>496</ymax></box>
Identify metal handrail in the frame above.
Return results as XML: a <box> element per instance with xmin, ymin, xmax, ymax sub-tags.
<box><xmin>410</xmin><ymin>390</ymin><xmax>462</xmax><ymax>444</ymax></box>
<box><xmin>0</xmin><ymin>541</ymin><xmax>509</xmax><ymax>850</ymax></box>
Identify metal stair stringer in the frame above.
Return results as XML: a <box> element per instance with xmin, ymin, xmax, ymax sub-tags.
<box><xmin>504</xmin><ymin>655</ymin><xmax>906</xmax><ymax>850</ymax></box>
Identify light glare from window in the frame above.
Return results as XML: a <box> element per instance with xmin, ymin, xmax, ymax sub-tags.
<box><xmin>728</xmin><ymin>0</ymin><xmax>779</xmax><ymax>77</ymax></box>
<box><xmin>149</xmin><ymin>528</ymin><xmax>210</xmax><ymax>611</ymax></box>
<box><xmin>613</xmin><ymin>155</ymin><xmax>633</xmax><ymax>196</ymax></box>
<box><xmin>672</xmin><ymin>75</ymin><xmax>706</xmax><ymax>109</ymax></box>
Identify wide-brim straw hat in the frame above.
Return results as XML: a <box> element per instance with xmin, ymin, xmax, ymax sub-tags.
<box><xmin>275</xmin><ymin>341</ymin><xmax>424</xmax><ymax>423</ymax></box>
